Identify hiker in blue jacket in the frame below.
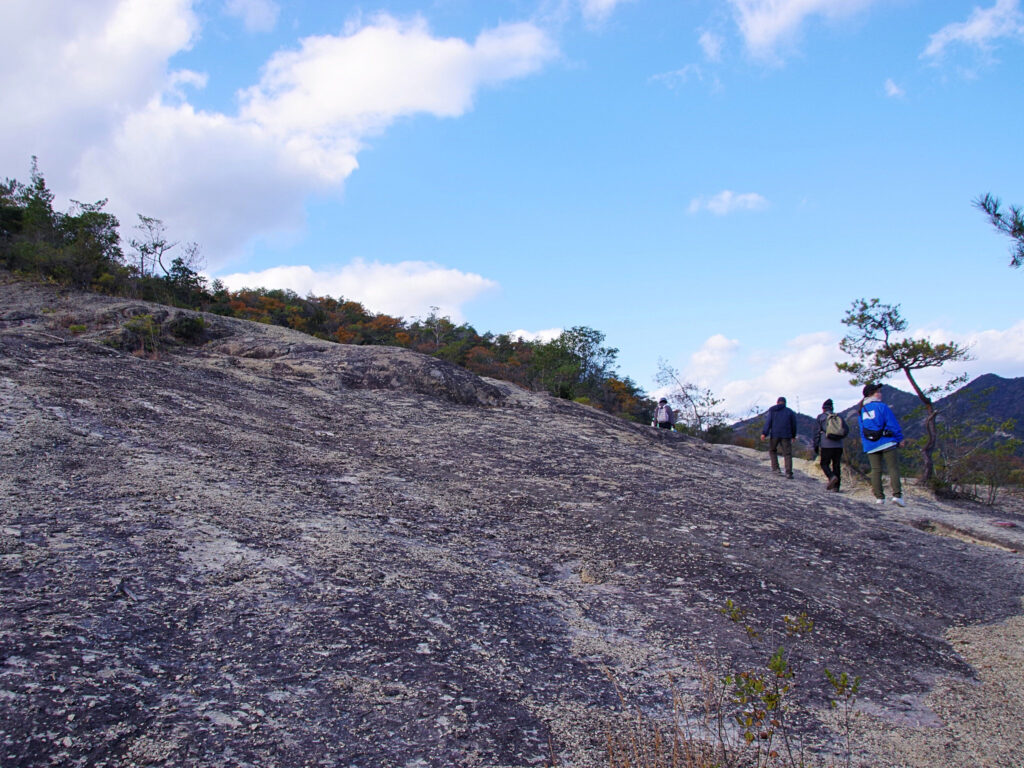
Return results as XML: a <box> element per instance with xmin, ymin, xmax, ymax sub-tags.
<box><xmin>760</xmin><ymin>396</ymin><xmax>797</xmax><ymax>478</ymax></box>
<box><xmin>858</xmin><ymin>383</ymin><xmax>906</xmax><ymax>507</ymax></box>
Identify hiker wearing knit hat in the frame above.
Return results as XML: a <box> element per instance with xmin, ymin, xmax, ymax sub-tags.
<box><xmin>813</xmin><ymin>398</ymin><xmax>849</xmax><ymax>491</ymax></box>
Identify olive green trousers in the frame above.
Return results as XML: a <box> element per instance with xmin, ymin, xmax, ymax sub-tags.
<box><xmin>868</xmin><ymin>447</ymin><xmax>902</xmax><ymax>500</ymax></box>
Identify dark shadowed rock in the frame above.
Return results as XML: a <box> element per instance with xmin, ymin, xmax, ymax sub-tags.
<box><xmin>1</xmin><ymin>274</ymin><xmax>1022</xmax><ymax>767</ymax></box>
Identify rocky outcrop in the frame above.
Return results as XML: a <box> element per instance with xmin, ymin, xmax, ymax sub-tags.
<box><xmin>1</xmin><ymin>274</ymin><xmax>1022</xmax><ymax>767</ymax></box>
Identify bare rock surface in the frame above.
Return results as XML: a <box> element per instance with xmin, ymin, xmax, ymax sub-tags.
<box><xmin>1</xmin><ymin>275</ymin><xmax>1023</xmax><ymax>767</ymax></box>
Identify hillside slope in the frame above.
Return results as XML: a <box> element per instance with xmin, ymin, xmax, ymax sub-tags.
<box><xmin>2</xmin><ymin>275</ymin><xmax>1023</xmax><ymax>767</ymax></box>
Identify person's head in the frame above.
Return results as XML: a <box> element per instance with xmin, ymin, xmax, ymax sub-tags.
<box><xmin>822</xmin><ymin>398</ymin><xmax>834</xmax><ymax>412</ymax></box>
<box><xmin>776</xmin><ymin>396</ymin><xmax>787</xmax><ymax>406</ymax></box>
<box><xmin>659</xmin><ymin>398</ymin><xmax>668</xmax><ymax>405</ymax></box>
<box><xmin>862</xmin><ymin>383</ymin><xmax>883</xmax><ymax>401</ymax></box>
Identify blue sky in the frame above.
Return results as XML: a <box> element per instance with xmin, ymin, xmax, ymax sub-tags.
<box><xmin>3</xmin><ymin>0</ymin><xmax>1024</xmax><ymax>416</ymax></box>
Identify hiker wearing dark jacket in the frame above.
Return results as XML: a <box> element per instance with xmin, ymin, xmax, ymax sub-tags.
<box><xmin>813</xmin><ymin>398</ymin><xmax>849</xmax><ymax>491</ymax></box>
<box><xmin>859</xmin><ymin>383</ymin><xmax>906</xmax><ymax>506</ymax></box>
<box><xmin>760</xmin><ymin>397</ymin><xmax>797</xmax><ymax>478</ymax></box>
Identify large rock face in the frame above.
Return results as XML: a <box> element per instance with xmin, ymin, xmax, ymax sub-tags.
<box><xmin>1</xmin><ymin>276</ymin><xmax>1023</xmax><ymax>767</ymax></box>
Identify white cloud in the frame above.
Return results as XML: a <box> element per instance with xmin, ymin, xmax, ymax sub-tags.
<box><xmin>0</xmin><ymin>3</ymin><xmax>557</xmax><ymax>268</ymax></box>
<box><xmin>884</xmin><ymin>78</ymin><xmax>905</xmax><ymax>98</ymax></box>
<box><xmin>238</xmin><ymin>15</ymin><xmax>556</xmax><ymax>183</ymax></box>
<box><xmin>510</xmin><ymin>328</ymin><xmax>563</xmax><ymax>342</ymax></box>
<box><xmin>725</xmin><ymin>0</ymin><xmax>879</xmax><ymax>60</ymax></box>
<box><xmin>922</xmin><ymin>0</ymin><xmax>1024</xmax><ymax>60</ymax></box>
<box><xmin>579</xmin><ymin>0</ymin><xmax>635</xmax><ymax>24</ymax></box>
<box><xmin>215</xmin><ymin>261</ymin><xmax>498</xmax><ymax>323</ymax></box>
<box><xmin>688</xmin><ymin>190</ymin><xmax>768</xmax><ymax>215</ymax></box>
<box><xmin>688</xmin><ymin>334</ymin><xmax>739</xmax><ymax>382</ymax></box>
<box><xmin>224</xmin><ymin>0</ymin><xmax>279</xmax><ymax>33</ymax></box>
<box><xmin>718</xmin><ymin>332</ymin><xmax>853</xmax><ymax>417</ymax></box>
<box><xmin>76</xmin><ymin>100</ymin><xmax>319</xmax><ymax>258</ymax></box>
<box><xmin>0</xmin><ymin>0</ymin><xmax>199</xmax><ymax>176</ymax></box>
<box><xmin>699</xmin><ymin>30</ymin><xmax>724</xmax><ymax>62</ymax></box>
<box><xmin>902</xmin><ymin>320</ymin><xmax>1024</xmax><ymax>392</ymax></box>
<box><xmin>650</xmin><ymin>29</ymin><xmax>724</xmax><ymax>92</ymax></box>
<box><xmin>652</xmin><ymin>64</ymin><xmax>703</xmax><ymax>88</ymax></box>
<box><xmin>709</xmin><ymin>321</ymin><xmax>1024</xmax><ymax>420</ymax></box>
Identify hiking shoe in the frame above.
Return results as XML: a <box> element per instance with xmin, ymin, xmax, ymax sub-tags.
<box><xmin>786</xmin><ymin>473</ymin><xmax>794</xmax><ymax>479</ymax></box>
<box><xmin>826</xmin><ymin>476</ymin><xmax>840</xmax><ymax>491</ymax></box>
<box><xmin>892</xmin><ymin>496</ymin><xmax>906</xmax><ymax>507</ymax></box>
<box><xmin>876</xmin><ymin>498</ymin><xmax>885</xmax><ymax>505</ymax></box>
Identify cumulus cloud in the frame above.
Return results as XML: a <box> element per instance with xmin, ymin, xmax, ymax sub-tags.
<box><xmin>510</xmin><ymin>328</ymin><xmax>563</xmax><ymax>342</ymax></box>
<box><xmin>0</xmin><ymin>0</ymin><xmax>199</xmax><ymax>177</ymax></box>
<box><xmin>77</xmin><ymin>100</ymin><xmax>316</xmax><ymax>258</ymax></box>
<box><xmin>884</xmin><ymin>78</ymin><xmax>905</xmax><ymax>98</ymax></box>
<box><xmin>922</xmin><ymin>0</ymin><xmax>1024</xmax><ymax>60</ymax></box>
<box><xmin>717</xmin><ymin>332</ymin><xmax>854</xmax><ymax>417</ymax></box>
<box><xmin>0</xmin><ymin>2</ymin><xmax>558</xmax><ymax>268</ymax></box>
<box><xmin>707</xmin><ymin>320</ymin><xmax>1024</xmax><ymax>419</ymax></box>
<box><xmin>725</xmin><ymin>0</ymin><xmax>879</xmax><ymax>60</ymax></box>
<box><xmin>216</xmin><ymin>261</ymin><xmax>499</xmax><ymax>322</ymax></box>
<box><xmin>688</xmin><ymin>190</ymin><xmax>768</xmax><ymax>215</ymax></box>
<box><xmin>688</xmin><ymin>334</ymin><xmax>740</xmax><ymax>382</ymax></box>
<box><xmin>238</xmin><ymin>15</ymin><xmax>556</xmax><ymax>183</ymax></box>
<box><xmin>955</xmin><ymin>320</ymin><xmax>1024</xmax><ymax>371</ymax></box>
<box><xmin>579</xmin><ymin>0</ymin><xmax>635</xmax><ymax>24</ymax></box>
<box><xmin>224</xmin><ymin>0</ymin><xmax>279</xmax><ymax>33</ymax></box>
<box><xmin>901</xmin><ymin>320</ymin><xmax>1024</xmax><ymax>392</ymax></box>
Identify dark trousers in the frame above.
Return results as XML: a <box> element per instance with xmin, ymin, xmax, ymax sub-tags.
<box><xmin>768</xmin><ymin>437</ymin><xmax>793</xmax><ymax>476</ymax></box>
<box><xmin>657</xmin><ymin>421</ymin><xmax>673</xmax><ymax>430</ymax></box>
<box><xmin>820</xmin><ymin>447</ymin><xmax>843</xmax><ymax>488</ymax></box>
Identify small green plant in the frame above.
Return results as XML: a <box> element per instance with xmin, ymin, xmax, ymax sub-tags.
<box><xmin>824</xmin><ymin>669</ymin><xmax>861</xmax><ymax>768</ymax></box>
<box><xmin>122</xmin><ymin>313</ymin><xmax>162</xmax><ymax>356</ymax></box>
<box><xmin>67</xmin><ymin>324</ymin><xmax>87</xmax><ymax>335</ymax></box>
<box><xmin>167</xmin><ymin>314</ymin><xmax>205</xmax><ymax>343</ymax></box>
<box><xmin>602</xmin><ymin>602</ymin><xmax>864</xmax><ymax>768</ymax></box>
<box><xmin>783</xmin><ymin>612</ymin><xmax>814</xmax><ymax>638</ymax></box>
<box><xmin>720</xmin><ymin>598</ymin><xmax>760</xmax><ymax>642</ymax></box>
<box><xmin>722</xmin><ymin>646</ymin><xmax>800</xmax><ymax>766</ymax></box>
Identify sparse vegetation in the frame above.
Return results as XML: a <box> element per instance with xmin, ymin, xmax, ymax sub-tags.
<box><xmin>167</xmin><ymin>315</ymin><xmax>206</xmax><ymax>344</ymax></box>
<box><xmin>120</xmin><ymin>313</ymin><xmax>162</xmax><ymax>357</ymax></box>
<box><xmin>931</xmin><ymin>413</ymin><xmax>1023</xmax><ymax>503</ymax></box>
<box><xmin>1</xmin><ymin>159</ymin><xmax>653</xmax><ymax>422</ymax></box>
<box><xmin>600</xmin><ymin>602</ymin><xmax>863</xmax><ymax>768</ymax></box>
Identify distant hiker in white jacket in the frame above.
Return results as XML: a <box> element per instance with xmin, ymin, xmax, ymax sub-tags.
<box><xmin>653</xmin><ymin>398</ymin><xmax>676</xmax><ymax>430</ymax></box>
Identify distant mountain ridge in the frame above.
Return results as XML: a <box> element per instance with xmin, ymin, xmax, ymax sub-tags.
<box><xmin>732</xmin><ymin>375</ymin><xmax>1024</xmax><ymax>451</ymax></box>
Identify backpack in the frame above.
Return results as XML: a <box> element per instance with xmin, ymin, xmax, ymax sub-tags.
<box><xmin>825</xmin><ymin>413</ymin><xmax>845</xmax><ymax>440</ymax></box>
